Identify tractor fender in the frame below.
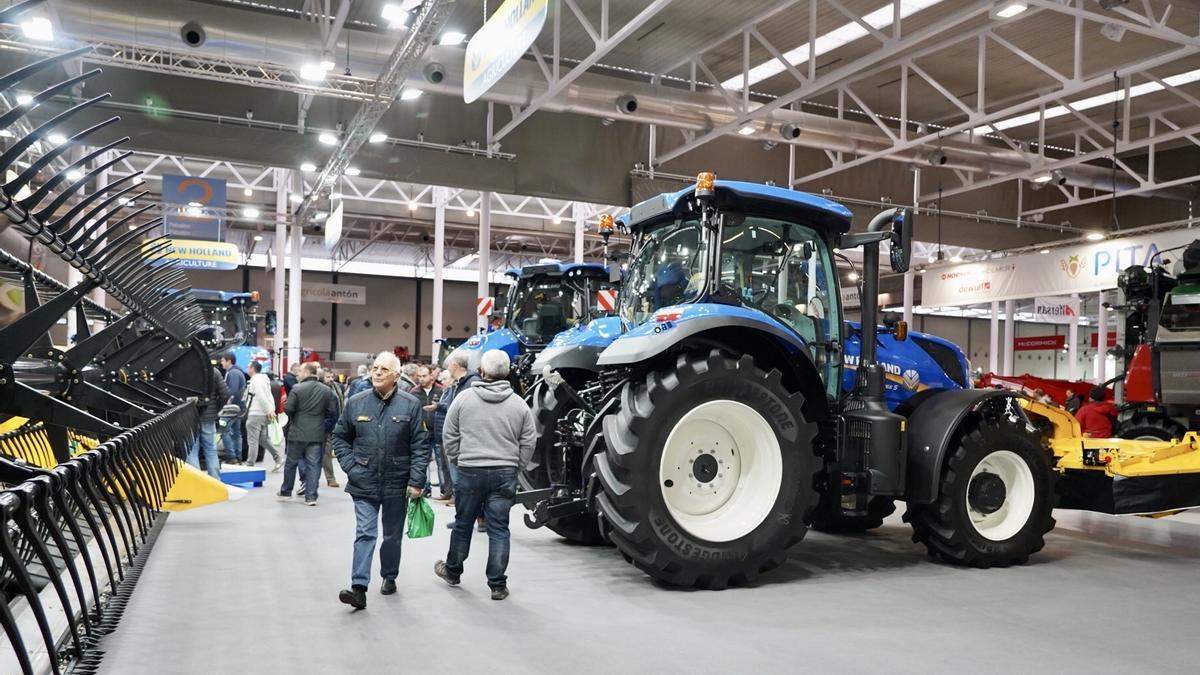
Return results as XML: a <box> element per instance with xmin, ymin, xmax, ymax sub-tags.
<box><xmin>903</xmin><ymin>388</ymin><xmax>1029</xmax><ymax>504</ymax></box>
<box><xmin>596</xmin><ymin>306</ymin><xmax>805</xmax><ymax>367</ymax></box>
<box><xmin>532</xmin><ymin>316</ymin><xmax>624</xmax><ymax>374</ymax></box>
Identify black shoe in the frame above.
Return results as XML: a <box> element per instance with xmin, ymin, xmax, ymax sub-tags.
<box><xmin>381</xmin><ymin>579</ymin><xmax>397</xmax><ymax>595</ymax></box>
<box><xmin>434</xmin><ymin>560</ymin><xmax>461</xmax><ymax>586</ymax></box>
<box><xmin>339</xmin><ymin>586</ymin><xmax>367</xmax><ymax>610</ymax></box>
<box><xmin>476</xmin><ymin>520</ymin><xmax>486</xmax><ymax>533</ymax></box>
<box><xmin>491</xmin><ymin>587</ymin><xmax>509</xmax><ymax>601</ymax></box>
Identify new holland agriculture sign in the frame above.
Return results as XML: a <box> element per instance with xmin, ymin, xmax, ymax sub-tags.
<box><xmin>922</xmin><ymin>228</ymin><xmax>1200</xmax><ymax>307</ymax></box>
<box><xmin>463</xmin><ymin>0</ymin><xmax>549</xmax><ymax>104</ymax></box>
<box><xmin>146</xmin><ymin>239</ymin><xmax>240</xmax><ymax>270</ymax></box>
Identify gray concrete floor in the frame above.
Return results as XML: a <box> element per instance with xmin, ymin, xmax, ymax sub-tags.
<box><xmin>98</xmin><ymin>468</ymin><xmax>1200</xmax><ymax>675</ymax></box>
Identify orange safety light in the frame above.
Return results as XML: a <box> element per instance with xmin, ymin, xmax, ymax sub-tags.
<box><xmin>598</xmin><ymin>214</ymin><xmax>615</xmax><ymax>234</ymax></box>
<box><xmin>695</xmin><ymin>171</ymin><xmax>716</xmax><ymax>198</ymax></box>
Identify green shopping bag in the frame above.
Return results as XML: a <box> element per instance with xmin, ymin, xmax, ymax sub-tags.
<box><xmin>406</xmin><ymin>497</ymin><xmax>435</xmax><ymax>539</ymax></box>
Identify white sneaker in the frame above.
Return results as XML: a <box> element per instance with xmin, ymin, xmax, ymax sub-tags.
<box><xmin>277</xmin><ymin>493</ymin><xmax>292</xmax><ymax>502</ymax></box>
<box><xmin>272</xmin><ymin>461</ymin><xmax>283</xmax><ymax>473</ymax></box>
<box><xmin>306</xmin><ymin>500</ymin><xmax>318</xmax><ymax>507</ymax></box>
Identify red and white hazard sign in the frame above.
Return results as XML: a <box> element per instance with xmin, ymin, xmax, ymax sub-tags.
<box><xmin>597</xmin><ymin>289</ymin><xmax>618</xmax><ymax>313</ymax></box>
<box><xmin>476</xmin><ymin>296</ymin><xmax>495</xmax><ymax>316</ymax></box>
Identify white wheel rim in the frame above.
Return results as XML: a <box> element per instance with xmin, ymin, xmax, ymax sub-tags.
<box><xmin>658</xmin><ymin>400</ymin><xmax>783</xmax><ymax>543</ymax></box>
<box><xmin>966</xmin><ymin>450</ymin><xmax>1035</xmax><ymax>542</ymax></box>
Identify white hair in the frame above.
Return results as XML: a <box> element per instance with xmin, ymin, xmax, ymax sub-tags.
<box><xmin>479</xmin><ymin>349</ymin><xmax>511</xmax><ymax>380</ymax></box>
<box><xmin>402</xmin><ymin>363</ymin><xmax>419</xmax><ymax>377</ymax></box>
<box><xmin>373</xmin><ymin>351</ymin><xmax>402</xmax><ymax>373</ymax></box>
<box><xmin>446</xmin><ymin>351</ymin><xmax>470</xmax><ymax>371</ymax></box>
<box><xmin>357</xmin><ymin>364</ymin><xmax>369</xmax><ymax>377</ymax></box>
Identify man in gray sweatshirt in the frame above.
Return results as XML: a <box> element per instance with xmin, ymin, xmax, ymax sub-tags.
<box><xmin>434</xmin><ymin>349</ymin><xmax>535</xmax><ymax>601</ymax></box>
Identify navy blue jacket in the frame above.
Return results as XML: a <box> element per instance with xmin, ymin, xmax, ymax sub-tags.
<box><xmin>224</xmin><ymin>366</ymin><xmax>247</xmax><ymax>411</ymax></box>
<box><xmin>331</xmin><ymin>385</ymin><xmax>430</xmax><ymax>500</ymax></box>
<box><xmin>433</xmin><ymin>372</ymin><xmax>479</xmax><ymax>450</ymax></box>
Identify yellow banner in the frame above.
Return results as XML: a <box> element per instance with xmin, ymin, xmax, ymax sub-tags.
<box><xmin>147</xmin><ymin>239</ymin><xmax>240</xmax><ymax>270</ymax></box>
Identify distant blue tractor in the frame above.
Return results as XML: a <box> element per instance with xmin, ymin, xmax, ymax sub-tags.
<box><xmin>446</xmin><ymin>262</ymin><xmax>619</xmax><ymax>391</ymax></box>
<box><xmin>521</xmin><ymin>176</ymin><xmax>1055</xmax><ymax>587</ymax></box>
<box><xmin>191</xmin><ymin>289</ymin><xmax>272</xmax><ymax>372</ymax></box>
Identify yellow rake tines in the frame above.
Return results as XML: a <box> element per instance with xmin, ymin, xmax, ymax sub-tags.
<box><xmin>0</xmin><ymin>419</ymin><xmax>59</xmax><ymax>470</ymax></box>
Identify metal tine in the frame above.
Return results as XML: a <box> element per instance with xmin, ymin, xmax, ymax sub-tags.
<box><xmin>10</xmin><ymin>484</ymin><xmax>86</xmax><ymax>659</ymax></box>
<box><xmin>0</xmin><ymin>93</ymin><xmax>111</xmax><ymax>178</ymax></box>
<box><xmin>84</xmin><ymin>207</ymin><xmax>157</xmax><ymax>265</ymax></box>
<box><xmin>105</xmin><ymin>244</ymin><xmax>172</xmax><ymax>289</ymax></box>
<box><xmin>7</xmin><ymin>117</ymin><xmax>120</xmax><ymax>199</ymax></box>
<box><xmin>74</xmin><ymin>457</ymin><xmax>125</xmax><ymax>584</ymax></box>
<box><xmin>60</xmin><ymin>460</ymin><xmax>120</xmax><ymax>594</ymax></box>
<box><xmin>102</xmin><ymin>234</ymin><xmax>171</xmax><ymax>279</ymax></box>
<box><xmin>0</xmin><ymin>580</ymin><xmax>36</xmax><ymax>675</ymax></box>
<box><xmin>19</xmin><ymin>137</ymin><xmax>127</xmax><ymax>212</ymax></box>
<box><xmin>50</xmin><ymin>171</ymin><xmax>140</xmax><ymax>239</ymax></box>
<box><xmin>0</xmin><ymin>493</ymin><xmax>63</xmax><ymax>675</ymax></box>
<box><xmin>28</xmin><ymin>475</ymin><xmax>95</xmax><ymax>639</ymax></box>
<box><xmin>61</xmin><ymin>188</ymin><xmax>147</xmax><ymax>255</ymax></box>
<box><xmin>92</xmin><ymin>452</ymin><xmax>138</xmax><ymax>561</ymax></box>
<box><xmin>27</xmin><ymin>148</ymin><xmax>131</xmax><ymax>217</ymax></box>
<box><xmin>0</xmin><ymin>40</ymin><xmax>88</xmax><ymax>93</ymax></box>
<box><xmin>121</xmin><ymin>264</ymin><xmax>183</xmax><ymax>302</ymax></box>
<box><xmin>81</xmin><ymin>452</ymin><xmax>136</xmax><ymax>565</ymax></box>
<box><xmin>47</xmin><ymin>470</ymin><xmax>103</xmax><ymax>620</ymax></box>
<box><xmin>0</xmin><ymin>69</ymin><xmax>101</xmax><ymax>131</ymax></box>
<box><xmin>105</xmin><ymin>440</ymin><xmax>147</xmax><ymax>540</ymax></box>
<box><xmin>71</xmin><ymin>192</ymin><xmax>152</xmax><ymax>254</ymax></box>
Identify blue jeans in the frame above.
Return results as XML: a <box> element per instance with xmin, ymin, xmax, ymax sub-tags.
<box><xmin>351</xmin><ymin>497</ymin><xmax>407</xmax><ymax>589</ymax></box>
<box><xmin>187</xmin><ymin>420</ymin><xmax>220</xmax><ymax>479</ymax></box>
<box><xmin>281</xmin><ymin>441</ymin><xmax>323</xmax><ymax>502</ymax></box>
<box><xmin>446</xmin><ymin>466</ymin><xmax>517</xmax><ymax>590</ymax></box>
<box><xmin>221</xmin><ymin>416</ymin><xmax>243</xmax><ymax>461</ymax></box>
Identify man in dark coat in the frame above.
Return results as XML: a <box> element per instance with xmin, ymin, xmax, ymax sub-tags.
<box><xmin>409</xmin><ymin>365</ymin><xmax>443</xmax><ymax>497</ymax></box>
<box><xmin>280</xmin><ymin>362</ymin><xmax>338</xmax><ymax>505</ymax></box>
<box><xmin>188</xmin><ymin>366</ymin><xmax>230</xmax><ymax>480</ymax></box>
<box><xmin>433</xmin><ymin>353</ymin><xmax>479</xmax><ymax>504</ymax></box>
<box><xmin>331</xmin><ymin>351</ymin><xmax>429</xmax><ymax>610</ymax></box>
<box><xmin>219</xmin><ymin>354</ymin><xmax>247</xmax><ymax>464</ymax></box>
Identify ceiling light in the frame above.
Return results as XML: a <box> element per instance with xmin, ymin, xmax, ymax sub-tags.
<box><xmin>408</xmin><ymin>200</ymin><xmax>418</xmax><ymax>211</ymax></box>
<box><xmin>1039</xmin><ymin>248</ymin><xmax>1050</xmax><ymax>255</ymax></box>
<box><xmin>314</xmin><ymin>212</ymin><xmax>328</xmax><ymax>221</ymax></box>
<box><xmin>253</xmin><ymin>235</ymin><xmax>264</xmax><ymax>241</ymax></box>
<box><xmin>439</xmin><ymin>31</ymin><xmax>466</xmax><ymax>46</ymax></box>
<box><xmin>186</xmin><ymin>206</ymin><xmax>202</xmax><ymax>216</ymax></box>
<box><xmin>20</xmin><ymin>17</ymin><xmax>53</xmax><ymax>42</ymax></box>
<box><xmin>318</xmin><ymin>132</ymin><xmax>338</xmax><ymax>145</ymax></box>
<box><xmin>950</xmin><ymin>254</ymin><xmax>963</xmax><ymax>263</ymax></box>
<box><xmin>15</xmin><ymin>93</ymin><xmax>33</xmax><ymax>105</ymax></box>
<box><xmin>974</xmin><ymin>66</ymin><xmax>1200</xmax><ymax>135</ymax></box>
<box><xmin>344</xmin><ymin>167</ymin><xmax>361</xmax><ymax>176</ymax></box>
<box><xmin>290</xmin><ymin>194</ymin><xmax>302</xmax><ymax>204</ymax></box>
<box><xmin>319</xmin><ymin>58</ymin><xmax>335</xmax><ymax>72</ymax></box>
<box><xmin>399</xmin><ymin>89</ymin><xmax>423</xmax><ymax>101</ymax></box>
<box><xmin>243</xmin><ymin>207</ymin><xmax>260</xmax><ymax>218</ymax></box>
<box><xmin>300</xmin><ymin>162</ymin><xmax>317</xmax><ymax>172</ymax></box>
<box><xmin>918</xmin><ymin>268</ymin><xmax>926</xmax><ymax>274</ymax></box>
<box><xmin>990</xmin><ymin>1</ymin><xmax>1028</xmax><ymax>19</ymax></box>
<box><xmin>1032</xmin><ymin>172</ymin><xmax>1053</xmax><ymax>184</ymax></box>
<box><xmin>243</xmin><ymin>187</ymin><xmax>253</xmax><ymax>197</ymax></box>
<box><xmin>722</xmin><ymin>0</ymin><xmax>945</xmax><ymax>90</ymax></box>
<box><xmin>369</xmin><ymin>132</ymin><xmax>388</xmax><ymax>144</ymax></box>
<box><xmin>188</xmin><ymin>201</ymin><xmax>202</xmax><ymax>208</ymax></box>
<box><xmin>133</xmin><ymin>176</ymin><xmax>143</xmax><ymax>185</ymax></box>
<box><xmin>381</xmin><ymin>4</ymin><xmax>410</xmax><ymax>28</ymax></box>
<box><xmin>466</xmin><ymin>207</ymin><xmax>476</xmax><ymax>217</ymax></box>
<box><xmin>47</xmin><ymin>132</ymin><xmax>66</xmax><ymax>145</ymax></box>
<box><xmin>299</xmin><ymin>63</ymin><xmax>327</xmax><ymax>82</ymax></box>
<box><xmin>118</xmin><ymin>197</ymin><xmax>131</xmax><ymax>206</ymax></box>
<box><xmin>552</xmin><ymin>215</ymin><xmax>562</xmax><ymax>225</ymax></box>
<box><xmin>847</xmin><ymin>272</ymin><xmax>859</xmax><ymax>282</ymax></box>
<box><xmin>1086</xmin><ymin>231</ymin><xmax>1106</xmax><ymax>241</ymax></box>
<box><xmin>737</xmin><ymin>124</ymin><xmax>757</xmax><ymax>136</ymax></box>
<box><xmin>66</xmin><ymin>168</ymin><xmax>83</xmax><ymax>181</ymax></box>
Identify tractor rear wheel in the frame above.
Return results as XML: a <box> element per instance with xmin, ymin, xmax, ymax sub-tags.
<box><xmin>594</xmin><ymin>351</ymin><xmax>818</xmax><ymax>589</ymax></box>
<box><xmin>810</xmin><ymin>494</ymin><xmax>896</xmax><ymax>534</ymax></box>
<box><xmin>520</xmin><ymin>379</ymin><xmax>606</xmax><ymax>545</ymax></box>
<box><xmin>904</xmin><ymin>418</ymin><xmax>1055</xmax><ymax>567</ymax></box>
<box><xmin>1118</xmin><ymin>415</ymin><xmax>1186</xmax><ymax>442</ymax></box>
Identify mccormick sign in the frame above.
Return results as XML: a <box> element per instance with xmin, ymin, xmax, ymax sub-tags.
<box><xmin>1013</xmin><ymin>335</ymin><xmax>1066</xmax><ymax>351</ymax></box>
<box><xmin>923</xmin><ymin>228</ymin><xmax>1200</xmax><ymax>307</ymax></box>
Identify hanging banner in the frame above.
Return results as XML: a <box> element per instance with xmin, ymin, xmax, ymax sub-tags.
<box><xmin>1013</xmin><ymin>335</ymin><xmax>1066</xmax><ymax>351</ymax></box>
<box><xmin>162</xmin><ymin>174</ymin><xmax>227</xmax><ymax>240</ymax></box>
<box><xmin>148</xmin><ymin>239</ymin><xmax>239</xmax><ymax>270</ymax></box>
<box><xmin>922</xmin><ymin>228</ymin><xmax>1200</xmax><ymax>307</ymax></box>
<box><xmin>1033</xmin><ymin>296</ymin><xmax>1081</xmax><ymax>324</ymax></box>
<box><xmin>463</xmin><ymin>0</ymin><xmax>549</xmax><ymax>104</ymax></box>
<box><xmin>300</xmin><ymin>282</ymin><xmax>366</xmax><ymax>305</ymax></box>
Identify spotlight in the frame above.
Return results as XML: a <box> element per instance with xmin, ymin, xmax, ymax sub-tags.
<box><xmin>300</xmin><ymin>162</ymin><xmax>317</xmax><ymax>172</ymax></box>
<box><xmin>408</xmin><ymin>201</ymin><xmax>418</xmax><ymax>211</ymax></box>
<box><xmin>243</xmin><ymin>187</ymin><xmax>253</xmax><ymax>197</ymax></box>
<box><xmin>243</xmin><ymin>207</ymin><xmax>260</xmax><ymax>218</ymax></box>
<box><xmin>299</xmin><ymin>63</ymin><xmax>327</xmax><ymax>82</ymax></box>
<box><xmin>927</xmin><ymin>149</ymin><xmax>948</xmax><ymax>166</ymax></box>
<box><xmin>381</xmin><ymin>4</ymin><xmax>410</xmax><ymax>28</ymax></box>
<box><xmin>779</xmin><ymin>122</ymin><xmax>801</xmax><ymax>140</ymax></box>
<box><xmin>552</xmin><ymin>215</ymin><xmax>562</xmax><ymax>225</ymax></box>
<box><xmin>466</xmin><ymin>207</ymin><xmax>476</xmax><ymax>217</ymax></box>
<box><xmin>369</xmin><ymin>132</ymin><xmax>388</xmax><ymax>144</ymax></box>
<box><xmin>345</xmin><ymin>167</ymin><xmax>361</xmax><ymax>176</ymax></box>
<box><xmin>399</xmin><ymin>89</ymin><xmax>423</xmax><ymax>101</ymax></box>
<box><xmin>615</xmin><ymin>94</ymin><xmax>638</xmax><ymax>115</ymax></box>
<box><xmin>20</xmin><ymin>17</ymin><xmax>53</xmax><ymax>42</ymax></box>
<box><xmin>318</xmin><ymin>132</ymin><xmax>338</xmax><ymax>145</ymax></box>
<box><xmin>1051</xmin><ymin>169</ymin><xmax>1067</xmax><ymax>186</ymax></box>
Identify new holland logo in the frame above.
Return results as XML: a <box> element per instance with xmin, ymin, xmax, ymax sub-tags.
<box><xmin>902</xmin><ymin>369</ymin><xmax>921</xmax><ymax>391</ymax></box>
<box><xmin>1060</xmin><ymin>254</ymin><xmax>1083</xmax><ymax>279</ymax></box>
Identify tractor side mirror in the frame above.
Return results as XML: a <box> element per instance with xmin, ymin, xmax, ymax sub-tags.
<box><xmin>889</xmin><ymin>209</ymin><xmax>912</xmax><ymax>273</ymax></box>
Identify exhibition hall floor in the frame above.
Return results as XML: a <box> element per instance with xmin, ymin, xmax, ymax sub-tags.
<box><xmin>99</xmin><ymin>471</ymin><xmax>1200</xmax><ymax>674</ymax></box>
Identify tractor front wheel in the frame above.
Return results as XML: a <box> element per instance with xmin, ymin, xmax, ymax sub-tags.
<box><xmin>904</xmin><ymin>418</ymin><xmax>1055</xmax><ymax>567</ymax></box>
<box><xmin>594</xmin><ymin>351</ymin><xmax>818</xmax><ymax>589</ymax></box>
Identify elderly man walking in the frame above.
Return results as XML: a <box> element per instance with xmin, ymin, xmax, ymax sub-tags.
<box><xmin>333</xmin><ymin>351</ymin><xmax>429</xmax><ymax>610</ymax></box>
<box><xmin>280</xmin><ymin>362</ymin><xmax>337</xmax><ymax>505</ymax></box>
<box><xmin>435</xmin><ymin>349</ymin><xmax>534</xmax><ymax>601</ymax></box>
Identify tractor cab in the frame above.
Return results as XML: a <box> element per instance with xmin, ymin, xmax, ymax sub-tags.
<box><xmin>505</xmin><ymin>263</ymin><xmax>618</xmax><ymax>348</ymax></box>
<box><xmin>187</xmin><ymin>289</ymin><xmax>271</xmax><ymax>370</ymax></box>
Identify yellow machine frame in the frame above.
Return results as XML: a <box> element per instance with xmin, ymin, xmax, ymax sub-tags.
<box><xmin>1021</xmin><ymin>399</ymin><xmax>1200</xmax><ymax>478</ymax></box>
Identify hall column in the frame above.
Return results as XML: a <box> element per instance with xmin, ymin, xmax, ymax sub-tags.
<box><xmin>476</xmin><ymin>192</ymin><xmax>491</xmax><ymax>333</ymax></box>
<box><xmin>1003</xmin><ymin>299</ymin><xmax>1015</xmax><ymax>376</ymax></box>
<box><xmin>431</xmin><ymin>187</ymin><xmax>448</xmax><ymax>358</ymax></box>
<box><xmin>989</xmin><ymin>300</ymin><xmax>999</xmax><ymax>374</ymax></box>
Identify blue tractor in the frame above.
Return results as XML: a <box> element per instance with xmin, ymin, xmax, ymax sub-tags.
<box><xmin>446</xmin><ymin>262</ymin><xmax>619</xmax><ymax>391</ymax></box>
<box><xmin>191</xmin><ymin>289</ymin><xmax>273</xmax><ymax>372</ymax></box>
<box><xmin>522</xmin><ymin>175</ymin><xmax>1055</xmax><ymax>587</ymax></box>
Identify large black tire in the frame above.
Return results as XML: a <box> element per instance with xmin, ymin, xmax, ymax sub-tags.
<box><xmin>904</xmin><ymin>418</ymin><xmax>1056</xmax><ymax>567</ymax></box>
<box><xmin>1118</xmin><ymin>416</ymin><xmax>1186</xmax><ymax>442</ymax></box>
<box><xmin>810</xmin><ymin>494</ymin><xmax>896</xmax><ymax>534</ymax></box>
<box><xmin>520</xmin><ymin>380</ymin><xmax>606</xmax><ymax>545</ymax></box>
<box><xmin>594</xmin><ymin>351</ymin><xmax>818</xmax><ymax>589</ymax></box>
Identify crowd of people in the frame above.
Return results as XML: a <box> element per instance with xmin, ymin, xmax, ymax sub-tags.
<box><xmin>186</xmin><ymin>348</ymin><xmax>533</xmax><ymax>605</ymax></box>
